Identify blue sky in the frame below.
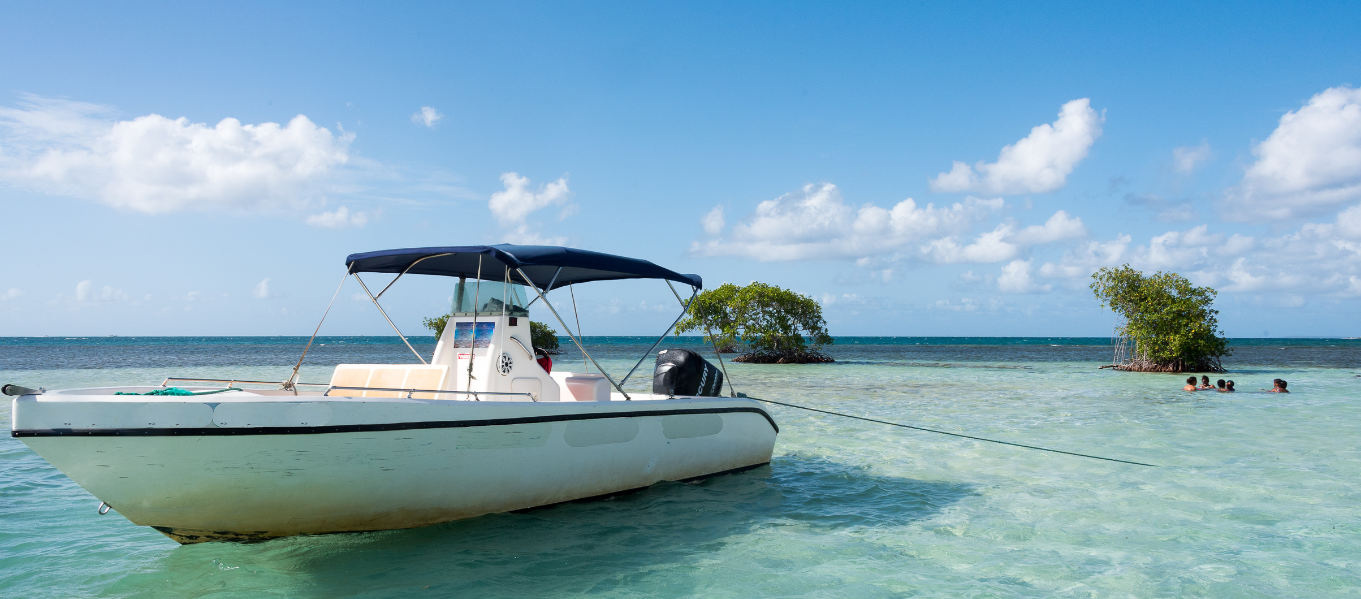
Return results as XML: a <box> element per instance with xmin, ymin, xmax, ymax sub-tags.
<box><xmin>2</xmin><ymin>1</ymin><xmax>1360</xmax><ymax>337</ymax></box>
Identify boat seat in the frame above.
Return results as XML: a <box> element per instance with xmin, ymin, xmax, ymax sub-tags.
<box><xmin>329</xmin><ymin>364</ymin><xmax>450</xmax><ymax>399</ymax></box>
<box><xmin>550</xmin><ymin>372</ymin><xmax>611</xmax><ymax>401</ymax></box>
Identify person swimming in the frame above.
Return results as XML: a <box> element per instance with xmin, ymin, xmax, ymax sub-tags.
<box><xmin>1225</xmin><ymin>380</ymin><xmax>1236</xmax><ymax>392</ymax></box>
<box><xmin>1199</xmin><ymin>375</ymin><xmax>1214</xmax><ymax>390</ymax></box>
<box><xmin>1270</xmin><ymin>378</ymin><xmax>1289</xmax><ymax>393</ymax></box>
<box><xmin>1183</xmin><ymin>376</ymin><xmax>1198</xmax><ymax>391</ymax></box>
<box><xmin>1216</xmin><ymin>379</ymin><xmax>1227</xmax><ymax>392</ymax></box>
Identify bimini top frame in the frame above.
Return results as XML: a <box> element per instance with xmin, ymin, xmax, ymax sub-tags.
<box><xmin>345</xmin><ymin>244</ymin><xmax>702</xmax><ymax>290</ymax></box>
<box><xmin>282</xmin><ymin>244</ymin><xmax>714</xmax><ymax>400</ymax></box>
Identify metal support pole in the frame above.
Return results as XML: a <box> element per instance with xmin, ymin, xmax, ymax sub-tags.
<box><xmin>285</xmin><ymin>266</ymin><xmax>352</xmax><ymax>392</ymax></box>
<box><xmin>465</xmin><ymin>255</ymin><xmax>483</xmax><ymax>393</ymax></box>
<box><xmin>375</xmin><ymin>252</ymin><xmax>451</xmax><ymax>299</ymax></box>
<box><xmin>569</xmin><ymin>284</ymin><xmax>587</xmax><ymax>371</ymax></box>
<box><xmin>354</xmin><ymin>273</ymin><xmax>428</xmax><ymax>364</ymax></box>
<box><xmin>667</xmin><ymin>280</ymin><xmax>736</xmax><ymax>397</ymax></box>
<box><xmin>516</xmin><ymin>268</ymin><xmax>631</xmax><ymax>400</ymax></box>
<box><xmin>524</xmin><ymin>267</ymin><xmax>561</xmax><ymax>308</ymax></box>
<box><xmin>620</xmin><ymin>286</ymin><xmax>698</xmax><ymax>387</ymax></box>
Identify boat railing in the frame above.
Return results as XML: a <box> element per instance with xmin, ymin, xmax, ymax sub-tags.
<box><xmin>323</xmin><ymin>386</ymin><xmax>537</xmax><ymax>401</ymax></box>
<box><xmin>162</xmin><ymin>377</ymin><xmax>330</xmax><ymax>388</ymax></box>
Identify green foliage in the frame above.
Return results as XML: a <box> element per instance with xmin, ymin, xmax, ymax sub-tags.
<box><xmin>676</xmin><ymin>282</ymin><xmax>833</xmax><ymax>363</ymax></box>
<box><xmin>422</xmin><ymin>314</ymin><xmax>449</xmax><ymax>339</ymax></box>
<box><xmin>530</xmin><ymin>321</ymin><xmax>560</xmax><ymax>352</ymax></box>
<box><xmin>1090</xmin><ymin>265</ymin><xmax>1229</xmax><ymax>372</ymax></box>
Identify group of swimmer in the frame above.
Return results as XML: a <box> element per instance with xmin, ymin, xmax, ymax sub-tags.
<box><xmin>1182</xmin><ymin>375</ymin><xmax>1290</xmax><ymax>393</ymax></box>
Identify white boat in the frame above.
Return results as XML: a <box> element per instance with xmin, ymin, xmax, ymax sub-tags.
<box><xmin>8</xmin><ymin>244</ymin><xmax>778</xmax><ymax>543</ymax></box>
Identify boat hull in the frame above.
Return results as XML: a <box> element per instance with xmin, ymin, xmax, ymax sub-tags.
<box><xmin>13</xmin><ymin>394</ymin><xmax>777</xmax><ymax>543</ymax></box>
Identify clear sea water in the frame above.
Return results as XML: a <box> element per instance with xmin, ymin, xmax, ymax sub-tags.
<box><xmin>3</xmin><ymin>336</ymin><xmax>1359</xmax><ymax>598</ymax></box>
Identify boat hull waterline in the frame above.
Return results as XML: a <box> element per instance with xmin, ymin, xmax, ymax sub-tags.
<box><xmin>12</xmin><ymin>391</ymin><xmax>778</xmax><ymax>543</ymax></box>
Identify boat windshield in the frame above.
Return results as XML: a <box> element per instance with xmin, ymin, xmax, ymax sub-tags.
<box><xmin>452</xmin><ymin>280</ymin><xmax>530</xmax><ymax>316</ymax></box>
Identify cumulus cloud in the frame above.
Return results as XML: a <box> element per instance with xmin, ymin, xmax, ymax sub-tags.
<box><xmin>501</xmin><ymin>224</ymin><xmax>567</xmax><ymax>246</ymax></box>
<box><xmin>488</xmin><ymin>172</ymin><xmax>573</xmax><ymax>226</ymax></box>
<box><xmin>692</xmin><ymin>183</ymin><xmax>1010</xmax><ymax>261</ymax></box>
<box><xmin>411</xmin><ymin>106</ymin><xmax>443</xmax><ymax>128</ymax></box>
<box><xmin>930</xmin><ymin>98</ymin><xmax>1103</xmax><ymax>195</ymax></box>
<box><xmin>933</xmin><ymin>298</ymin><xmax>979</xmax><ymax>311</ymax></box>
<box><xmin>701</xmin><ymin>206</ymin><xmax>725</xmax><ymax>235</ymax></box>
<box><xmin>820</xmin><ymin>293</ymin><xmax>863</xmax><ymax>306</ymax></box>
<box><xmin>252</xmin><ymin>279</ymin><xmax>271</xmax><ymax>299</ymax></box>
<box><xmin>74</xmin><ymin>280</ymin><xmax>129</xmax><ymax>303</ymax></box>
<box><xmin>0</xmin><ymin>95</ymin><xmax>352</xmax><ymax>214</ymax></box>
<box><xmin>693</xmin><ymin>183</ymin><xmax>1085</xmax><ymax>264</ymax></box>
<box><xmin>1224</xmin><ymin>86</ymin><xmax>1361</xmax><ymax>220</ymax></box>
<box><xmin>1173</xmin><ymin>141</ymin><xmax>1212</xmax><ymax>174</ymax></box>
<box><xmin>922</xmin><ymin>210</ymin><xmax>1087</xmax><ymax>264</ymax></box>
<box><xmin>0</xmin><ymin>288</ymin><xmax>23</xmax><ymax>302</ymax></box>
<box><xmin>1030</xmin><ymin>203</ymin><xmax>1361</xmax><ymax>298</ymax></box>
<box><xmin>305</xmin><ymin>205</ymin><xmax>369</xmax><ymax>229</ymax></box>
<box><xmin>997</xmin><ymin>260</ymin><xmax>1051</xmax><ymax>293</ymax></box>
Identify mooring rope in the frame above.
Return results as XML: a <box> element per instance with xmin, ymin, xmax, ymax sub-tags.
<box><xmin>115</xmin><ymin>387</ymin><xmax>246</xmax><ymax>396</ymax></box>
<box><xmin>746</xmin><ymin>395</ymin><xmax>1159</xmax><ymax>467</ymax></box>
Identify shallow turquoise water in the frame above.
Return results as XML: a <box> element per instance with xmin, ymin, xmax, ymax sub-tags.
<box><xmin>3</xmin><ymin>338</ymin><xmax>1359</xmax><ymax>597</ymax></box>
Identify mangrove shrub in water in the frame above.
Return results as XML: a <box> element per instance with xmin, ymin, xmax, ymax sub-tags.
<box><xmin>676</xmin><ymin>282</ymin><xmax>834</xmax><ymax>364</ymax></box>
<box><xmin>529</xmin><ymin>321</ymin><xmax>561</xmax><ymax>354</ymax></box>
<box><xmin>1090</xmin><ymin>265</ymin><xmax>1229</xmax><ymax>372</ymax></box>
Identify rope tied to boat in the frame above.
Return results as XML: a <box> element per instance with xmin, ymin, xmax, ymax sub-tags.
<box><xmin>114</xmin><ymin>387</ymin><xmax>246</xmax><ymax>396</ymax></box>
<box><xmin>745</xmin><ymin>395</ymin><xmax>1159</xmax><ymax>468</ymax></box>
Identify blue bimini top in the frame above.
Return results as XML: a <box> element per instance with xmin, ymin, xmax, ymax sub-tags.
<box><xmin>344</xmin><ymin>244</ymin><xmax>702</xmax><ymax>291</ymax></box>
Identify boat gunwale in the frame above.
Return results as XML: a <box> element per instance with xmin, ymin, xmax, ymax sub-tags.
<box><xmin>11</xmin><ymin>404</ymin><xmax>779</xmax><ymax>437</ymax></box>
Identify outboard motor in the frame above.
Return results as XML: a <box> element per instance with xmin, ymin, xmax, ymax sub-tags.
<box><xmin>653</xmin><ymin>349</ymin><xmax>724</xmax><ymax>397</ymax></box>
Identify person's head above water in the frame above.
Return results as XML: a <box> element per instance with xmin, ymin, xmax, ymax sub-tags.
<box><xmin>1186</xmin><ymin>376</ymin><xmax>1196</xmax><ymax>385</ymax></box>
<box><xmin>1184</xmin><ymin>376</ymin><xmax>1197</xmax><ymax>390</ymax></box>
<box><xmin>1272</xmin><ymin>378</ymin><xmax>1289</xmax><ymax>392</ymax></box>
<box><xmin>1201</xmin><ymin>375</ymin><xmax>1211</xmax><ymax>385</ymax></box>
<box><xmin>1226</xmin><ymin>380</ymin><xmax>1235</xmax><ymax>392</ymax></box>
<box><xmin>1217</xmin><ymin>379</ymin><xmax>1226</xmax><ymax>390</ymax></box>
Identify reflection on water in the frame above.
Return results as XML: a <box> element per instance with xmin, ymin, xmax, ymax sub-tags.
<box><xmin>102</xmin><ymin>457</ymin><xmax>971</xmax><ymax>599</ymax></box>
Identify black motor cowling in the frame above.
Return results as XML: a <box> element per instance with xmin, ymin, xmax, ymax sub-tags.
<box><xmin>653</xmin><ymin>349</ymin><xmax>724</xmax><ymax>397</ymax></box>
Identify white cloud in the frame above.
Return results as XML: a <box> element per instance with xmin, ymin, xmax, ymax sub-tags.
<box><xmin>1011</xmin><ymin>210</ymin><xmax>1088</xmax><ymax>244</ymax></box>
<box><xmin>1032</xmin><ymin>203</ymin><xmax>1361</xmax><ymax>297</ymax></box>
<box><xmin>411</xmin><ymin>106</ymin><xmax>443</xmax><ymax>128</ymax></box>
<box><xmin>930</xmin><ymin>98</ymin><xmax>1103</xmax><ymax>195</ymax></box>
<box><xmin>933</xmin><ymin>298</ymin><xmax>979</xmax><ymax>311</ymax></box>
<box><xmin>253</xmin><ymin>279</ymin><xmax>271</xmax><ymax>299</ymax></box>
<box><xmin>701</xmin><ymin>205</ymin><xmax>725</xmax><ymax>234</ymax></box>
<box><xmin>922</xmin><ymin>210</ymin><xmax>1087</xmax><ymax>264</ymax></box>
<box><xmin>0</xmin><ymin>95</ymin><xmax>352</xmax><ymax>214</ymax></box>
<box><xmin>1037</xmin><ymin>235</ymin><xmax>1132</xmax><ymax>280</ymax></box>
<box><xmin>1224</xmin><ymin>86</ymin><xmax>1361</xmax><ymax>220</ymax></box>
<box><xmin>74</xmin><ymin>280</ymin><xmax>129</xmax><ymax>303</ymax></box>
<box><xmin>0</xmin><ymin>288</ymin><xmax>22</xmax><ymax>301</ymax></box>
<box><xmin>997</xmin><ymin>260</ymin><xmax>1051</xmax><ymax>293</ymax></box>
<box><xmin>691</xmin><ymin>183</ymin><xmax>1010</xmax><ymax>261</ymax></box>
<box><xmin>820</xmin><ymin>293</ymin><xmax>863</xmax><ymax>306</ymax></box>
<box><xmin>501</xmin><ymin>224</ymin><xmax>567</xmax><ymax>246</ymax></box>
<box><xmin>488</xmin><ymin>172</ymin><xmax>573</xmax><ymax>226</ymax></box>
<box><xmin>1173</xmin><ymin>140</ymin><xmax>1212</xmax><ymax>174</ymax></box>
<box><xmin>305</xmin><ymin>205</ymin><xmax>369</xmax><ymax>229</ymax></box>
